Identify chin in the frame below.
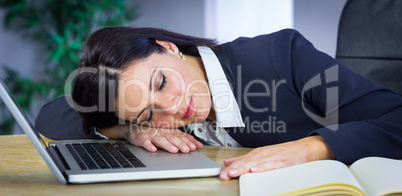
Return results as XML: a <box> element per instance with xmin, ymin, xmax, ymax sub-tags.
<box><xmin>194</xmin><ymin>111</ymin><xmax>209</xmax><ymax>123</ymax></box>
<box><xmin>175</xmin><ymin>115</ymin><xmax>207</xmax><ymax>128</ymax></box>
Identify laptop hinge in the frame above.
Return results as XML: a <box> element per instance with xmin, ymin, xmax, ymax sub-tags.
<box><xmin>46</xmin><ymin>146</ymin><xmax>71</xmax><ymax>173</ymax></box>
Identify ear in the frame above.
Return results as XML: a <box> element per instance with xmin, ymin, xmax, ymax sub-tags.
<box><xmin>155</xmin><ymin>40</ymin><xmax>180</xmax><ymax>54</ymax></box>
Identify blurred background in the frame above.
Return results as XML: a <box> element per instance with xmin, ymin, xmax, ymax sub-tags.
<box><xmin>0</xmin><ymin>0</ymin><xmax>347</xmax><ymax>135</ymax></box>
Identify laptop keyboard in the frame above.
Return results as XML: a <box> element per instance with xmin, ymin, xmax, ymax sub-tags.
<box><xmin>65</xmin><ymin>142</ymin><xmax>146</xmax><ymax>170</ymax></box>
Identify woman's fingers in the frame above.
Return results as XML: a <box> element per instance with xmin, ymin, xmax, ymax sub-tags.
<box><xmin>166</xmin><ymin>135</ymin><xmax>191</xmax><ymax>153</ymax></box>
<box><xmin>125</xmin><ymin>127</ymin><xmax>203</xmax><ymax>153</ymax></box>
<box><xmin>184</xmin><ymin>134</ymin><xmax>204</xmax><ymax>149</ymax></box>
<box><xmin>220</xmin><ymin>161</ymin><xmax>264</xmax><ymax>180</ymax></box>
<box><xmin>223</xmin><ymin>157</ymin><xmax>241</xmax><ymax>167</ymax></box>
<box><xmin>156</xmin><ymin>129</ymin><xmax>203</xmax><ymax>153</ymax></box>
<box><xmin>141</xmin><ymin>139</ymin><xmax>158</xmax><ymax>152</ymax></box>
<box><xmin>250</xmin><ymin>163</ymin><xmax>277</xmax><ymax>173</ymax></box>
<box><xmin>221</xmin><ymin>158</ymin><xmax>257</xmax><ymax>180</ymax></box>
<box><xmin>219</xmin><ymin>138</ymin><xmax>320</xmax><ymax>181</ymax></box>
<box><xmin>220</xmin><ymin>157</ymin><xmax>244</xmax><ymax>180</ymax></box>
<box><xmin>152</xmin><ymin>136</ymin><xmax>180</xmax><ymax>153</ymax></box>
<box><xmin>176</xmin><ymin>135</ymin><xmax>198</xmax><ymax>152</ymax></box>
<box><xmin>173</xmin><ymin>132</ymin><xmax>203</xmax><ymax>151</ymax></box>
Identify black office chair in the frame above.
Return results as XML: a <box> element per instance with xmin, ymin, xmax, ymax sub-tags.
<box><xmin>336</xmin><ymin>0</ymin><xmax>402</xmax><ymax>95</ymax></box>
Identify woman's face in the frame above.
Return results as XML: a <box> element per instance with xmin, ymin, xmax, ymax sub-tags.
<box><xmin>115</xmin><ymin>41</ymin><xmax>212</xmax><ymax>128</ymax></box>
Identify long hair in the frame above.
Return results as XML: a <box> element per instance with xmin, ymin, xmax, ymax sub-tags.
<box><xmin>72</xmin><ymin>27</ymin><xmax>216</xmax><ymax>134</ymax></box>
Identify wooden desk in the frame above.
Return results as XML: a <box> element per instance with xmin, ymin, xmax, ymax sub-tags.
<box><xmin>0</xmin><ymin>135</ymin><xmax>252</xmax><ymax>195</ymax></box>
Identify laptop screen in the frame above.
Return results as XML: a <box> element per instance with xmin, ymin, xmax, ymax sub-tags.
<box><xmin>0</xmin><ymin>76</ymin><xmax>67</xmax><ymax>184</ymax></box>
<box><xmin>0</xmin><ymin>76</ymin><xmax>47</xmax><ymax>147</ymax></box>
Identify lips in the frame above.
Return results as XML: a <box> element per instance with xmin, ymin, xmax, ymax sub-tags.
<box><xmin>182</xmin><ymin>96</ymin><xmax>194</xmax><ymax>119</ymax></box>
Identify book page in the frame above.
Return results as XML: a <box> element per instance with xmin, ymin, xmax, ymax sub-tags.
<box><xmin>240</xmin><ymin>160</ymin><xmax>364</xmax><ymax>196</ymax></box>
<box><xmin>350</xmin><ymin>157</ymin><xmax>402</xmax><ymax>196</ymax></box>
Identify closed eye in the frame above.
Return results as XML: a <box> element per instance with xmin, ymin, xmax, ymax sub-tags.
<box><xmin>159</xmin><ymin>72</ymin><xmax>167</xmax><ymax>91</ymax></box>
<box><xmin>146</xmin><ymin>71</ymin><xmax>167</xmax><ymax>123</ymax></box>
<box><xmin>146</xmin><ymin>110</ymin><xmax>154</xmax><ymax>122</ymax></box>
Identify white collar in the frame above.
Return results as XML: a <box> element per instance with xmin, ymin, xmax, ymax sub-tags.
<box><xmin>197</xmin><ymin>46</ymin><xmax>244</xmax><ymax>128</ymax></box>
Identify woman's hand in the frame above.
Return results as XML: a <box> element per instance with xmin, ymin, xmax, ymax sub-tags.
<box><xmin>97</xmin><ymin>125</ymin><xmax>203</xmax><ymax>153</ymax></box>
<box><xmin>125</xmin><ymin>126</ymin><xmax>204</xmax><ymax>153</ymax></box>
<box><xmin>219</xmin><ymin>135</ymin><xmax>335</xmax><ymax>180</ymax></box>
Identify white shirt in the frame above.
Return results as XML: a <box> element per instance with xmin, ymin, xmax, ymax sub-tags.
<box><xmin>96</xmin><ymin>46</ymin><xmax>245</xmax><ymax>147</ymax></box>
<box><xmin>186</xmin><ymin>46</ymin><xmax>245</xmax><ymax>147</ymax></box>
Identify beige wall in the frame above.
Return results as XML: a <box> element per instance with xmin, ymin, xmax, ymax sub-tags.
<box><xmin>0</xmin><ymin>0</ymin><xmax>347</xmax><ymax>80</ymax></box>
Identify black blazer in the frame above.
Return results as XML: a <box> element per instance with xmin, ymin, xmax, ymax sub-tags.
<box><xmin>35</xmin><ymin>29</ymin><xmax>402</xmax><ymax>165</ymax></box>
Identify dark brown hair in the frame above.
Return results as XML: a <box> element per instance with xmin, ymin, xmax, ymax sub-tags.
<box><xmin>72</xmin><ymin>27</ymin><xmax>216</xmax><ymax>134</ymax></box>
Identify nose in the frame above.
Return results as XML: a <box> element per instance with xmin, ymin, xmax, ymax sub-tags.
<box><xmin>154</xmin><ymin>94</ymin><xmax>180</xmax><ymax>115</ymax></box>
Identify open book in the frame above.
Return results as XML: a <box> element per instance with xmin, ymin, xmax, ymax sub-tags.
<box><xmin>239</xmin><ymin>157</ymin><xmax>402</xmax><ymax>196</ymax></box>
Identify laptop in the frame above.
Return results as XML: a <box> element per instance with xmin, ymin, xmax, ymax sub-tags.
<box><xmin>0</xmin><ymin>77</ymin><xmax>221</xmax><ymax>184</ymax></box>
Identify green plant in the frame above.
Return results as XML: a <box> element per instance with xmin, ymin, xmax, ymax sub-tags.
<box><xmin>0</xmin><ymin>0</ymin><xmax>139</xmax><ymax>134</ymax></box>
